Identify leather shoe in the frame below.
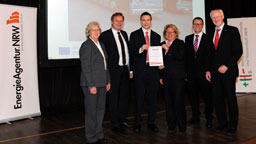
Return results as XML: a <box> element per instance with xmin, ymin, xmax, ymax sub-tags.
<box><xmin>226</xmin><ymin>127</ymin><xmax>236</xmax><ymax>136</ymax></box>
<box><xmin>86</xmin><ymin>141</ymin><xmax>99</xmax><ymax>144</ymax></box>
<box><xmin>168</xmin><ymin>127</ymin><xmax>176</xmax><ymax>133</ymax></box>
<box><xmin>112</xmin><ymin>126</ymin><xmax>125</xmax><ymax>133</ymax></box>
<box><xmin>147</xmin><ymin>124</ymin><xmax>159</xmax><ymax>132</ymax></box>
<box><xmin>122</xmin><ymin>121</ymin><xmax>132</xmax><ymax>128</ymax></box>
<box><xmin>133</xmin><ymin>125</ymin><xmax>141</xmax><ymax>133</ymax></box>
<box><xmin>206</xmin><ymin>121</ymin><xmax>213</xmax><ymax>128</ymax></box>
<box><xmin>188</xmin><ymin>118</ymin><xmax>200</xmax><ymax>125</ymax></box>
<box><xmin>98</xmin><ymin>138</ymin><xmax>107</xmax><ymax>144</ymax></box>
<box><xmin>215</xmin><ymin>126</ymin><xmax>227</xmax><ymax>133</ymax></box>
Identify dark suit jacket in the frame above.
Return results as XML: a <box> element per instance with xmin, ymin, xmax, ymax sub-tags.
<box><xmin>185</xmin><ymin>33</ymin><xmax>213</xmax><ymax>78</ymax></box>
<box><xmin>99</xmin><ymin>28</ymin><xmax>129</xmax><ymax>75</ymax></box>
<box><xmin>208</xmin><ymin>24</ymin><xmax>243</xmax><ymax>78</ymax></box>
<box><xmin>79</xmin><ymin>38</ymin><xmax>110</xmax><ymax>87</ymax></box>
<box><xmin>161</xmin><ymin>39</ymin><xmax>185</xmax><ymax>79</ymax></box>
<box><xmin>129</xmin><ymin>28</ymin><xmax>161</xmax><ymax>78</ymax></box>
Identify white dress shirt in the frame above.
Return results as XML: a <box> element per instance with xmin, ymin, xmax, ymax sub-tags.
<box><xmin>111</xmin><ymin>28</ymin><xmax>129</xmax><ymax>66</ymax></box>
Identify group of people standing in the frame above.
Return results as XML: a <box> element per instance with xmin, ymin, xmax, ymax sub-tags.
<box><xmin>79</xmin><ymin>9</ymin><xmax>243</xmax><ymax>144</ymax></box>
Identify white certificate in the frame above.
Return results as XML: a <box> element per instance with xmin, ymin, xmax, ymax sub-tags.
<box><xmin>148</xmin><ymin>46</ymin><xmax>163</xmax><ymax>66</ymax></box>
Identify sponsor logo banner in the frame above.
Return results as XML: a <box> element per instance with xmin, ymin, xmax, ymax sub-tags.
<box><xmin>0</xmin><ymin>4</ymin><xmax>40</xmax><ymax>123</ymax></box>
<box><xmin>228</xmin><ymin>17</ymin><xmax>256</xmax><ymax>92</ymax></box>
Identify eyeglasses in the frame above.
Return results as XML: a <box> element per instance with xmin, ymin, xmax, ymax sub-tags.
<box><xmin>166</xmin><ymin>31</ymin><xmax>175</xmax><ymax>34</ymax></box>
<box><xmin>91</xmin><ymin>29</ymin><xmax>100</xmax><ymax>32</ymax></box>
<box><xmin>193</xmin><ymin>23</ymin><xmax>203</xmax><ymax>26</ymax></box>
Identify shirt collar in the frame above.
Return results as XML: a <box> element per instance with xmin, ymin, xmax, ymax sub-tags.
<box><xmin>215</xmin><ymin>22</ymin><xmax>225</xmax><ymax>31</ymax></box>
<box><xmin>89</xmin><ymin>37</ymin><xmax>99</xmax><ymax>45</ymax></box>
<box><xmin>111</xmin><ymin>28</ymin><xmax>120</xmax><ymax>35</ymax></box>
<box><xmin>194</xmin><ymin>31</ymin><xmax>203</xmax><ymax>38</ymax></box>
<box><xmin>142</xmin><ymin>27</ymin><xmax>151</xmax><ymax>35</ymax></box>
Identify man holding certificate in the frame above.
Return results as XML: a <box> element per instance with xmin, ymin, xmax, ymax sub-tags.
<box><xmin>129</xmin><ymin>12</ymin><xmax>161</xmax><ymax>133</ymax></box>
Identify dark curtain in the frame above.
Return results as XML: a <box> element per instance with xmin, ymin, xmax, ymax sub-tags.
<box><xmin>1</xmin><ymin>0</ymin><xmax>256</xmax><ymax>114</ymax></box>
<box><xmin>0</xmin><ymin>0</ymin><xmax>38</xmax><ymax>6</ymax></box>
<box><xmin>205</xmin><ymin>0</ymin><xmax>256</xmax><ymax>31</ymax></box>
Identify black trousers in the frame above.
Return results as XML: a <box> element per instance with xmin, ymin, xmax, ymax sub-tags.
<box><xmin>212</xmin><ymin>75</ymin><xmax>238</xmax><ymax>128</ymax></box>
<box><xmin>108</xmin><ymin>66</ymin><xmax>129</xmax><ymax>128</ymax></box>
<box><xmin>187</xmin><ymin>74</ymin><xmax>213</xmax><ymax>121</ymax></box>
<box><xmin>134</xmin><ymin>67</ymin><xmax>159</xmax><ymax>125</ymax></box>
<box><xmin>163</xmin><ymin>77</ymin><xmax>186</xmax><ymax>131</ymax></box>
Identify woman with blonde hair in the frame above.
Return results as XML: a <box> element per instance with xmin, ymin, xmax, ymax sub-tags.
<box><xmin>159</xmin><ymin>24</ymin><xmax>187</xmax><ymax>133</ymax></box>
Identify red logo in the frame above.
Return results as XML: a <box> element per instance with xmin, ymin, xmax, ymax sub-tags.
<box><xmin>6</xmin><ymin>11</ymin><xmax>20</xmax><ymax>25</ymax></box>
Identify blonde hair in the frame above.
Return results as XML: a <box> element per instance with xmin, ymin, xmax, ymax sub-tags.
<box><xmin>85</xmin><ymin>21</ymin><xmax>101</xmax><ymax>38</ymax></box>
<box><xmin>163</xmin><ymin>24</ymin><xmax>180</xmax><ymax>39</ymax></box>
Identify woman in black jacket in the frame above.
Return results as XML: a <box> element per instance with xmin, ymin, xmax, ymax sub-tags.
<box><xmin>159</xmin><ymin>24</ymin><xmax>186</xmax><ymax>133</ymax></box>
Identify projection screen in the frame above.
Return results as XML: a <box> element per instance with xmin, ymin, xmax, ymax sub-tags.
<box><xmin>47</xmin><ymin>0</ymin><xmax>205</xmax><ymax>59</ymax></box>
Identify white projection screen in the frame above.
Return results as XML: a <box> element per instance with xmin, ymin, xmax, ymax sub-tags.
<box><xmin>47</xmin><ymin>0</ymin><xmax>205</xmax><ymax>59</ymax></box>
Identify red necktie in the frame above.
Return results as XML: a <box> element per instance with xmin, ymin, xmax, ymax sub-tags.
<box><xmin>145</xmin><ymin>31</ymin><xmax>150</xmax><ymax>61</ymax></box>
<box><xmin>214</xmin><ymin>29</ymin><xmax>221</xmax><ymax>50</ymax></box>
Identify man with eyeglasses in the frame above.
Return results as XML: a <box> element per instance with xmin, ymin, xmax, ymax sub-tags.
<box><xmin>185</xmin><ymin>17</ymin><xmax>214</xmax><ymax>128</ymax></box>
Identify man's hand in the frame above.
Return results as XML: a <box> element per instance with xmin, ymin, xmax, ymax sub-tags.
<box><xmin>129</xmin><ymin>73</ymin><xmax>133</xmax><ymax>79</ymax></box>
<box><xmin>218</xmin><ymin>65</ymin><xmax>228</xmax><ymax>74</ymax></box>
<box><xmin>141</xmin><ymin>44</ymin><xmax>149</xmax><ymax>51</ymax></box>
<box><xmin>205</xmin><ymin>71</ymin><xmax>211</xmax><ymax>82</ymax></box>
<box><xmin>160</xmin><ymin>79</ymin><xmax>163</xmax><ymax>85</ymax></box>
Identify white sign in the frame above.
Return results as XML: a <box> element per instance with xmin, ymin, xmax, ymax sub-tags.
<box><xmin>148</xmin><ymin>46</ymin><xmax>164</xmax><ymax>66</ymax></box>
<box><xmin>0</xmin><ymin>4</ymin><xmax>41</xmax><ymax>123</ymax></box>
<box><xmin>228</xmin><ymin>17</ymin><xmax>256</xmax><ymax>92</ymax></box>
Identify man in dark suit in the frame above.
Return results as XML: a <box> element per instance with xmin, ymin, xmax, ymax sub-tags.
<box><xmin>99</xmin><ymin>12</ymin><xmax>131</xmax><ymax>133</ymax></box>
<box><xmin>129</xmin><ymin>12</ymin><xmax>161</xmax><ymax>133</ymax></box>
<box><xmin>206</xmin><ymin>9</ymin><xmax>243</xmax><ymax>135</ymax></box>
<box><xmin>185</xmin><ymin>17</ymin><xmax>213</xmax><ymax>128</ymax></box>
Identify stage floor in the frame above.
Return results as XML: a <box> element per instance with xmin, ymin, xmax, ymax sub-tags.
<box><xmin>0</xmin><ymin>93</ymin><xmax>256</xmax><ymax>144</ymax></box>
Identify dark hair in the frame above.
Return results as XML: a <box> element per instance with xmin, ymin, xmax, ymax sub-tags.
<box><xmin>111</xmin><ymin>12</ymin><xmax>124</xmax><ymax>21</ymax></box>
<box><xmin>140</xmin><ymin>12</ymin><xmax>152</xmax><ymax>20</ymax></box>
<box><xmin>192</xmin><ymin>17</ymin><xmax>204</xmax><ymax>24</ymax></box>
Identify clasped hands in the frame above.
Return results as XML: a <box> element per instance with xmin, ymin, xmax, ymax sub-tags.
<box><xmin>90</xmin><ymin>83</ymin><xmax>111</xmax><ymax>95</ymax></box>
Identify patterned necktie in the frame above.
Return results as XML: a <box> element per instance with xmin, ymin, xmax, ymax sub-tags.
<box><xmin>145</xmin><ymin>31</ymin><xmax>150</xmax><ymax>62</ymax></box>
<box><xmin>214</xmin><ymin>29</ymin><xmax>221</xmax><ymax>50</ymax></box>
<box><xmin>194</xmin><ymin>35</ymin><xmax>199</xmax><ymax>53</ymax></box>
<box><xmin>117</xmin><ymin>32</ymin><xmax>126</xmax><ymax>65</ymax></box>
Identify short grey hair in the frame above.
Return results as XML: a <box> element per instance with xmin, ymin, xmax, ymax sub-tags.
<box><xmin>85</xmin><ymin>21</ymin><xmax>101</xmax><ymax>38</ymax></box>
<box><xmin>210</xmin><ymin>9</ymin><xmax>224</xmax><ymax>18</ymax></box>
